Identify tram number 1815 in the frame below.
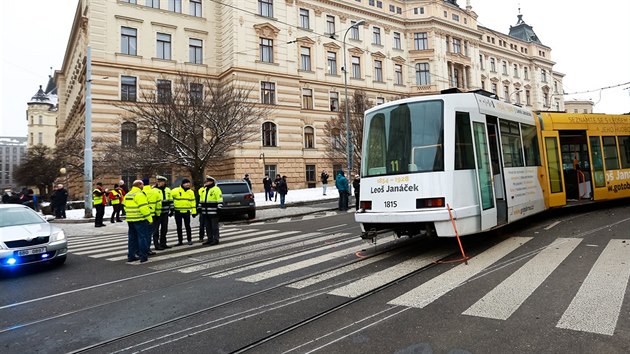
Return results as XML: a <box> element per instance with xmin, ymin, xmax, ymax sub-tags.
<box><xmin>384</xmin><ymin>201</ymin><xmax>398</xmax><ymax>208</ymax></box>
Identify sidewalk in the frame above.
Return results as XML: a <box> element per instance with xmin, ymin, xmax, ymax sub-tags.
<box><xmin>53</xmin><ymin>186</ymin><xmax>352</xmax><ymax>237</ymax></box>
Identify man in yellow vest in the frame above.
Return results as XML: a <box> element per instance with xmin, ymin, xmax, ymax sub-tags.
<box><xmin>198</xmin><ymin>176</ymin><xmax>223</xmax><ymax>246</ymax></box>
<box><xmin>93</xmin><ymin>182</ymin><xmax>107</xmax><ymax>227</ymax></box>
<box><xmin>153</xmin><ymin>175</ymin><xmax>174</xmax><ymax>250</ymax></box>
<box><xmin>124</xmin><ymin>179</ymin><xmax>153</xmax><ymax>263</ymax></box>
<box><xmin>171</xmin><ymin>178</ymin><xmax>197</xmax><ymax>246</ymax></box>
<box><xmin>142</xmin><ymin>178</ymin><xmax>159</xmax><ymax>255</ymax></box>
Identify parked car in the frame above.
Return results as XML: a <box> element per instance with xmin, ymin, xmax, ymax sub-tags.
<box><xmin>0</xmin><ymin>204</ymin><xmax>68</xmax><ymax>267</ymax></box>
<box><xmin>216</xmin><ymin>180</ymin><xmax>256</xmax><ymax>220</ymax></box>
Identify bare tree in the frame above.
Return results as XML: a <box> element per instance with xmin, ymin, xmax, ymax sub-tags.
<box><xmin>322</xmin><ymin>90</ymin><xmax>373</xmax><ymax>174</ymax></box>
<box><xmin>116</xmin><ymin>73</ymin><xmax>273</xmax><ymax>186</ymax></box>
<box><xmin>14</xmin><ymin>145</ymin><xmax>62</xmax><ymax>199</ymax></box>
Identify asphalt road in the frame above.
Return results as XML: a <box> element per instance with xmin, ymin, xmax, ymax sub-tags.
<box><xmin>1</xmin><ymin>201</ymin><xmax>629</xmax><ymax>354</ymax></box>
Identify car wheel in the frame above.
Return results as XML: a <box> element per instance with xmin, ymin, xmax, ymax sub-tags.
<box><xmin>247</xmin><ymin>210</ymin><xmax>256</xmax><ymax>219</ymax></box>
<box><xmin>52</xmin><ymin>255</ymin><xmax>67</xmax><ymax>266</ymax></box>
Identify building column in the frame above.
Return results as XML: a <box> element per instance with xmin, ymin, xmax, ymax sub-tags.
<box><xmin>463</xmin><ymin>65</ymin><xmax>468</xmax><ymax>90</ymax></box>
<box><xmin>450</xmin><ymin>63</ymin><xmax>456</xmax><ymax>88</ymax></box>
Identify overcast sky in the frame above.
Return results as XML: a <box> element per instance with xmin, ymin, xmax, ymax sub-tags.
<box><xmin>1</xmin><ymin>0</ymin><xmax>629</xmax><ymax>137</ymax></box>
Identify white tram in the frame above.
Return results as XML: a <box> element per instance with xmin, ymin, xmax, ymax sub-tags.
<box><xmin>355</xmin><ymin>90</ymin><xmax>546</xmax><ymax>238</ymax></box>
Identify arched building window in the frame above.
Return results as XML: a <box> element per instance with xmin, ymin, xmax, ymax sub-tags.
<box><xmin>262</xmin><ymin>122</ymin><xmax>277</xmax><ymax>147</ymax></box>
<box><xmin>121</xmin><ymin>121</ymin><xmax>137</xmax><ymax>147</ymax></box>
<box><xmin>304</xmin><ymin>126</ymin><xmax>314</xmax><ymax>149</ymax></box>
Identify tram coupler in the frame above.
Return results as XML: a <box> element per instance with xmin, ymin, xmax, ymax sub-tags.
<box><xmin>361</xmin><ymin>228</ymin><xmax>379</xmax><ymax>243</ymax></box>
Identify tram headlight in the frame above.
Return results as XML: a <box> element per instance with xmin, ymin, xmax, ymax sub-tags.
<box><xmin>416</xmin><ymin>197</ymin><xmax>445</xmax><ymax>208</ymax></box>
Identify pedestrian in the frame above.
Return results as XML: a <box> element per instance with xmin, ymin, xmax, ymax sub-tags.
<box><xmin>124</xmin><ymin>179</ymin><xmax>153</xmax><ymax>263</ymax></box>
<box><xmin>352</xmin><ymin>174</ymin><xmax>361</xmax><ymax>210</ymax></box>
<box><xmin>273</xmin><ymin>174</ymin><xmax>281</xmax><ymax>202</ymax></box>
<box><xmin>262</xmin><ymin>174</ymin><xmax>273</xmax><ymax>201</ymax></box>
<box><xmin>199</xmin><ymin>176</ymin><xmax>223</xmax><ymax>246</ymax></box>
<box><xmin>243</xmin><ymin>173</ymin><xmax>252</xmax><ymax>190</ymax></box>
<box><xmin>52</xmin><ymin>184</ymin><xmax>68</xmax><ymax>219</ymax></box>
<box><xmin>335</xmin><ymin>171</ymin><xmax>349</xmax><ymax>211</ymax></box>
<box><xmin>119</xmin><ymin>179</ymin><xmax>128</xmax><ymax>216</ymax></box>
<box><xmin>321</xmin><ymin>170</ymin><xmax>329</xmax><ymax>196</ymax></box>
<box><xmin>109</xmin><ymin>184</ymin><xmax>123</xmax><ymax>223</ymax></box>
<box><xmin>152</xmin><ymin>175</ymin><xmax>173</xmax><ymax>250</ymax></box>
<box><xmin>142</xmin><ymin>177</ymin><xmax>159</xmax><ymax>255</ymax></box>
<box><xmin>93</xmin><ymin>182</ymin><xmax>108</xmax><ymax>227</ymax></box>
<box><xmin>171</xmin><ymin>178</ymin><xmax>197</xmax><ymax>246</ymax></box>
<box><xmin>276</xmin><ymin>175</ymin><xmax>288</xmax><ymax>209</ymax></box>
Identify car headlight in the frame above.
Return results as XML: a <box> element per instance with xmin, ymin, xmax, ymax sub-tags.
<box><xmin>51</xmin><ymin>230</ymin><xmax>66</xmax><ymax>242</ymax></box>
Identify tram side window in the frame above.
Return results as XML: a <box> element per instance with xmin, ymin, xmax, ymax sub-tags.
<box><xmin>499</xmin><ymin>121</ymin><xmax>524</xmax><ymax>167</ymax></box>
<box><xmin>602</xmin><ymin>136</ymin><xmax>620</xmax><ymax>170</ymax></box>
<box><xmin>366</xmin><ymin>113</ymin><xmax>387</xmax><ymax>175</ymax></box>
<box><xmin>589</xmin><ymin>136</ymin><xmax>605</xmax><ymax>188</ymax></box>
<box><xmin>455</xmin><ymin>112</ymin><xmax>474</xmax><ymax>169</ymax></box>
<box><xmin>388</xmin><ymin>104</ymin><xmax>412</xmax><ymax>173</ymax></box>
<box><xmin>618</xmin><ymin>136</ymin><xmax>630</xmax><ymax>168</ymax></box>
<box><xmin>521</xmin><ymin>124</ymin><xmax>540</xmax><ymax>166</ymax></box>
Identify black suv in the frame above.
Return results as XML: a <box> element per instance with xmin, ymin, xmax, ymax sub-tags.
<box><xmin>216</xmin><ymin>180</ymin><xmax>256</xmax><ymax>219</ymax></box>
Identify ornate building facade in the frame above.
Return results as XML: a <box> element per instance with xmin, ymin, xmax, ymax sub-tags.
<box><xmin>55</xmin><ymin>0</ymin><xmax>564</xmax><ymax>193</ymax></box>
<box><xmin>26</xmin><ymin>76</ymin><xmax>58</xmax><ymax>148</ymax></box>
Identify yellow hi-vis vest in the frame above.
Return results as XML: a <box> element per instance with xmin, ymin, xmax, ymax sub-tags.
<box><xmin>93</xmin><ymin>188</ymin><xmax>105</xmax><ymax>206</ymax></box>
<box><xmin>197</xmin><ymin>185</ymin><xmax>223</xmax><ymax>215</ymax></box>
<box><xmin>123</xmin><ymin>186</ymin><xmax>153</xmax><ymax>223</ymax></box>
<box><xmin>171</xmin><ymin>186</ymin><xmax>197</xmax><ymax>215</ymax></box>
<box><xmin>153</xmin><ymin>186</ymin><xmax>173</xmax><ymax>216</ymax></box>
<box><xmin>110</xmin><ymin>190</ymin><xmax>121</xmax><ymax>205</ymax></box>
<box><xmin>143</xmin><ymin>185</ymin><xmax>159</xmax><ymax>217</ymax></box>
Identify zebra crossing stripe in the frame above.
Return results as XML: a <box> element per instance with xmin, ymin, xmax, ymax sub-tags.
<box><xmin>463</xmin><ymin>238</ymin><xmax>582</xmax><ymax>320</ymax></box>
<box><xmin>106</xmin><ymin>230</ymin><xmax>301</xmax><ymax>262</ymax></box>
<box><xmin>328</xmin><ymin>249</ymin><xmax>451</xmax><ymax>298</ymax></box>
<box><xmin>70</xmin><ymin>230</ymin><xmax>244</xmax><ymax>254</ymax></box>
<box><xmin>238</xmin><ymin>240</ymin><xmax>370</xmax><ymax>282</ymax></box>
<box><xmin>288</xmin><ymin>249</ymin><xmax>406</xmax><ymax>289</ymax></box>
<box><xmin>177</xmin><ymin>232</ymin><xmax>328</xmax><ymax>273</ymax></box>
<box><xmin>388</xmin><ymin>237</ymin><xmax>532</xmax><ymax>308</ymax></box>
<box><xmin>93</xmin><ymin>229</ymin><xmax>275</xmax><ymax>259</ymax></box>
<box><xmin>210</xmin><ymin>238</ymin><xmax>359</xmax><ymax>278</ymax></box>
<box><xmin>556</xmin><ymin>239</ymin><xmax>630</xmax><ymax>336</ymax></box>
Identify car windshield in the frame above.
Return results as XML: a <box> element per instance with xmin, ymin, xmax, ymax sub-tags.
<box><xmin>219</xmin><ymin>183</ymin><xmax>250</xmax><ymax>194</ymax></box>
<box><xmin>0</xmin><ymin>207</ymin><xmax>46</xmax><ymax>227</ymax></box>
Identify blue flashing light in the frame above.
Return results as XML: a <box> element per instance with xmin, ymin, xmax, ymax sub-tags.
<box><xmin>6</xmin><ymin>258</ymin><xmax>17</xmax><ymax>266</ymax></box>
<box><xmin>41</xmin><ymin>254</ymin><xmax>49</xmax><ymax>259</ymax></box>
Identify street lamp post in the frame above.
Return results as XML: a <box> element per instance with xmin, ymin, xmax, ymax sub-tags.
<box><xmin>259</xmin><ymin>153</ymin><xmax>266</xmax><ymax>176</ymax></box>
<box><xmin>84</xmin><ymin>46</ymin><xmax>93</xmax><ymax>218</ymax></box>
<box><xmin>343</xmin><ymin>19</ymin><xmax>365</xmax><ymax>176</ymax></box>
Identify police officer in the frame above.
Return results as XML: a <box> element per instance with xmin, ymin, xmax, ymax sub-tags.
<box><xmin>142</xmin><ymin>178</ymin><xmax>159</xmax><ymax>256</ymax></box>
<box><xmin>198</xmin><ymin>176</ymin><xmax>223</xmax><ymax>246</ymax></box>
<box><xmin>124</xmin><ymin>180</ymin><xmax>153</xmax><ymax>263</ymax></box>
<box><xmin>171</xmin><ymin>178</ymin><xmax>197</xmax><ymax>246</ymax></box>
<box><xmin>153</xmin><ymin>175</ymin><xmax>173</xmax><ymax>250</ymax></box>
<box><xmin>93</xmin><ymin>182</ymin><xmax>107</xmax><ymax>227</ymax></box>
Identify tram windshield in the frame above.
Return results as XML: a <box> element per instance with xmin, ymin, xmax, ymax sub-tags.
<box><xmin>363</xmin><ymin>100</ymin><xmax>444</xmax><ymax>177</ymax></box>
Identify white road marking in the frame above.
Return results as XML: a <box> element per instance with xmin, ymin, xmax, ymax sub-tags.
<box><xmin>288</xmin><ymin>250</ymin><xmax>403</xmax><ymax>289</ymax></box>
<box><xmin>210</xmin><ymin>238</ymin><xmax>359</xmax><ymax>278</ymax></box>
<box><xmin>105</xmin><ymin>230</ymin><xmax>300</xmax><ymax>261</ymax></box>
<box><xmin>328</xmin><ymin>250</ymin><xmax>451</xmax><ymax>298</ymax></box>
<box><xmin>238</xmin><ymin>242</ymin><xmax>368</xmax><ymax>282</ymax></box>
<box><xmin>556</xmin><ymin>239</ymin><xmax>630</xmax><ymax>335</ymax></box>
<box><xmin>276</xmin><ymin>218</ymin><xmax>292</xmax><ymax>223</ymax></box>
<box><xmin>463</xmin><ymin>238</ymin><xmax>581</xmax><ymax>320</ymax></box>
<box><xmin>544</xmin><ymin>221</ymin><xmax>562</xmax><ymax>230</ymax></box>
<box><xmin>388</xmin><ymin>237</ymin><xmax>532</xmax><ymax>308</ymax></box>
<box><xmin>317</xmin><ymin>224</ymin><xmax>346</xmax><ymax>231</ymax></box>
<box><xmin>176</xmin><ymin>232</ymin><xmax>330</xmax><ymax>273</ymax></box>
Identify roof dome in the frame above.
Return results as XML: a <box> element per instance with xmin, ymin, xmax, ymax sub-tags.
<box><xmin>28</xmin><ymin>85</ymin><xmax>53</xmax><ymax>106</ymax></box>
<box><xmin>509</xmin><ymin>13</ymin><xmax>542</xmax><ymax>44</ymax></box>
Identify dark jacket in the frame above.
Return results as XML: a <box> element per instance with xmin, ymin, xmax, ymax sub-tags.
<box><xmin>276</xmin><ymin>179</ymin><xmax>288</xmax><ymax>195</ymax></box>
<box><xmin>321</xmin><ymin>172</ymin><xmax>329</xmax><ymax>184</ymax></box>
<box><xmin>335</xmin><ymin>173</ymin><xmax>349</xmax><ymax>192</ymax></box>
<box><xmin>352</xmin><ymin>178</ymin><xmax>360</xmax><ymax>196</ymax></box>
<box><xmin>52</xmin><ymin>188</ymin><xmax>69</xmax><ymax>208</ymax></box>
<box><xmin>263</xmin><ymin>177</ymin><xmax>272</xmax><ymax>190</ymax></box>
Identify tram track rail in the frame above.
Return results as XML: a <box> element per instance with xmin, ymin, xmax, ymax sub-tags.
<box><xmin>63</xmin><ymin>235</ymin><xmax>443</xmax><ymax>353</ymax></box>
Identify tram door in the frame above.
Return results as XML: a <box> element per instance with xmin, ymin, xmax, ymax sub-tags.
<box><xmin>542</xmin><ymin>131</ymin><xmax>566</xmax><ymax>207</ymax></box>
<box><xmin>487</xmin><ymin>123</ymin><xmax>507</xmax><ymax>224</ymax></box>
<box><xmin>473</xmin><ymin>122</ymin><xmax>497</xmax><ymax>230</ymax></box>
